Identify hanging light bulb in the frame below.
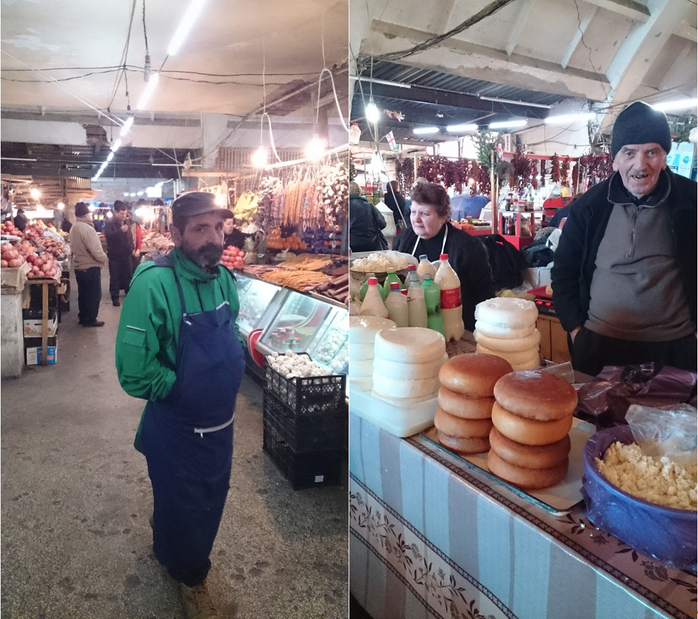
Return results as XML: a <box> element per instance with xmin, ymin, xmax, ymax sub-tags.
<box><xmin>106</xmin><ymin>211</ymin><xmax>114</xmax><ymax>219</ymax></box>
<box><xmin>30</xmin><ymin>187</ymin><xmax>41</xmax><ymax>200</ymax></box>
<box><xmin>183</xmin><ymin>152</ymin><xmax>193</xmax><ymax>170</ymax></box>
<box><xmin>365</xmin><ymin>101</ymin><xmax>380</xmax><ymax>124</ymax></box>
<box><xmin>251</xmin><ymin>146</ymin><xmax>268</xmax><ymax>169</ymax></box>
<box><xmin>214</xmin><ymin>193</ymin><xmax>228</xmax><ymax>207</ymax></box>
<box><xmin>305</xmin><ymin>135</ymin><xmax>326</xmax><ymax>162</ymax></box>
<box><xmin>57</xmin><ymin>202</ymin><xmax>65</xmax><ymax>210</ymax></box>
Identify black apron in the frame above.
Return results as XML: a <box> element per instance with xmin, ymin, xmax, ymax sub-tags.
<box><xmin>140</xmin><ymin>262</ymin><xmax>245</xmax><ymax>586</ymax></box>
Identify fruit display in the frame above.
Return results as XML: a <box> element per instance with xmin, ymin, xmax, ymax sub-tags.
<box><xmin>26</xmin><ymin>252</ymin><xmax>60</xmax><ymax>278</ymax></box>
<box><xmin>267</xmin><ymin>228</ymin><xmax>307</xmax><ymax>252</ymax></box>
<box><xmin>34</xmin><ymin>236</ymin><xmax>67</xmax><ymax>260</ymax></box>
<box><xmin>0</xmin><ymin>240</ymin><xmax>60</xmax><ymax>278</ymax></box>
<box><xmin>1</xmin><ymin>242</ymin><xmax>27</xmax><ymax>269</ymax></box>
<box><xmin>221</xmin><ymin>246</ymin><xmax>246</xmax><ymax>270</ymax></box>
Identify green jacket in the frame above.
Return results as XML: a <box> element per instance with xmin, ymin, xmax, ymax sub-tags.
<box><xmin>115</xmin><ymin>249</ymin><xmax>242</xmax><ymax>403</ymax></box>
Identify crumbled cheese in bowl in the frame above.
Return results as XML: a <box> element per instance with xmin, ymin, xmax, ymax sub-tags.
<box><xmin>596</xmin><ymin>442</ymin><xmax>697</xmax><ymax>511</ymax></box>
<box><xmin>351</xmin><ymin>253</ymin><xmax>412</xmax><ymax>273</ymax></box>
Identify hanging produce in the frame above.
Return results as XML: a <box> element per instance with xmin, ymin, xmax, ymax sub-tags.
<box><xmin>233</xmin><ymin>191</ymin><xmax>259</xmax><ymax>224</ymax></box>
<box><xmin>550</xmin><ymin>154</ymin><xmax>561</xmax><ymax>184</ymax></box>
<box><xmin>398</xmin><ymin>158</ymin><xmax>414</xmax><ymax>193</ymax></box>
<box><xmin>561</xmin><ymin>156</ymin><xmax>571</xmax><ymax>188</ymax></box>
<box><xmin>317</xmin><ymin>161</ymin><xmax>348</xmax><ymax>229</ymax></box>
<box><xmin>540</xmin><ymin>160</ymin><xmax>546</xmax><ymax>187</ymax></box>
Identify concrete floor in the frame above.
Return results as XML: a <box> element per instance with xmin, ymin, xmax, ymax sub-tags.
<box><xmin>1</xmin><ymin>271</ymin><xmax>348</xmax><ymax>619</ymax></box>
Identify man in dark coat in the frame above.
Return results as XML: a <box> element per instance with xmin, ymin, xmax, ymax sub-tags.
<box><xmin>552</xmin><ymin>102</ymin><xmax>696</xmax><ymax>376</ymax></box>
<box><xmin>104</xmin><ymin>200</ymin><xmax>135</xmax><ymax>306</ymax></box>
<box><xmin>349</xmin><ymin>182</ymin><xmax>387</xmax><ymax>252</ymax></box>
<box><xmin>384</xmin><ymin>180</ymin><xmax>407</xmax><ymax>230</ymax></box>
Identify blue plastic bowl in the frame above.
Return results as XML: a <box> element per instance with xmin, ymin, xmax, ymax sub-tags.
<box><xmin>582</xmin><ymin>426</ymin><xmax>697</xmax><ymax>570</ymax></box>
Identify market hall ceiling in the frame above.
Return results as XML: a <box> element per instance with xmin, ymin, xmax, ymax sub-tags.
<box><xmin>0</xmin><ymin>0</ymin><xmax>349</xmax><ymax>175</ymax></box>
<box><xmin>350</xmin><ymin>0</ymin><xmax>697</xmax><ymax>141</ymax></box>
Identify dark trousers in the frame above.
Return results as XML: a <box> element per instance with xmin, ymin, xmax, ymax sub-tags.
<box><xmin>75</xmin><ymin>267</ymin><xmax>102</xmax><ymax>324</ymax></box>
<box><xmin>570</xmin><ymin>326</ymin><xmax>697</xmax><ymax>377</ymax></box>
<box><xmin>109</xmin><ymin>258</ymin><xmax>133</xmax><ymax>300</ymax></box>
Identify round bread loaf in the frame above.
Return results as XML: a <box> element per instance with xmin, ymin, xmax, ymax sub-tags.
<box><xmin>438</xmin><ymin>353</ymin><xmax>513</xmax><ymax>398</ymax></box>
<box><xmin>434</xmin><ymin>407</ymin><xmax>493</xmax><ymax>438</ymax></box>
<box><xmin>487</xmin><ymin>449</ymin><xmax>569</xmax><ymax>489</ymax></box>
<box><xmin>437</xmin><ymin>387</ymin><xmax>495</xmax><ymax>419</ymax></box>
<box><xmin>491</xmin><ymin>402</ymin><xmax>573</xmax><ymax>446</ymax></box>
<box><xmin>493</xmin><ymin>370</ymin><xmax>577</xmax><ymax>421</ymax></box>
<box><xmin>474</xmin><ymin>329</ymin><xmax>541</xmax><ymax>352</ymax></box>
<box><xmin>489</xmin><ymin>427</ymin><xmax>570</xmax><ymax>469</ymax></box>
<box><xmin>436</xmin><ymin>430</ymin><xmax>490</xmax><ymax>455</ymax></box>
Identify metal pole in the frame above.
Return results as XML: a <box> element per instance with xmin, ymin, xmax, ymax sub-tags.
<box><xmin>491</xmin><ymin>148</ymin><xmax>498</xmax><ymax>234</ymax></box>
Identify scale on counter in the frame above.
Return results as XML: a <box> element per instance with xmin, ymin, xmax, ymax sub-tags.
<box><xmin>529</xmin><ymin>285</ymin><xmax>556</xmax><ymax>316</ymax></box>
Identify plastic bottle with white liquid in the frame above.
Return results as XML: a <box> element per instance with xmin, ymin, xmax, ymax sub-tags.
<box><xmin>359</xmin><ymin>277</ymin><xmax>389</xmax><ymax>318</ymax></box>
<box><xmin>434</xmin><ymin>253</ymin><xmax>465</xmax><ymax>342</ymax></box>
<box><xmin>384</xmin><ymin>281</ymin><xmax>409</xmax><ymax>327</ymax></box>
<box><xmin>417</xmin><ymin>254</ymin><xmax>436</xmax><ymax>282</ymax></box>
<box><xmin>406</xmin><ymin>268</ymin><xmax>428</xmax><ymax>328</ymax></box>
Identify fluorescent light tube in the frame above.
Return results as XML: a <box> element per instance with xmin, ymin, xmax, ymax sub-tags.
<box><xmin>413</xmin><ymin>126</ymin><xmax>440</xmax><ymax>135</ymax></box>
<box><xmin>120</xmin><ymin>117</ymin><xmax>134</xmax><ymax>137</ymax></box>
<box><xmin>489</xmin><ymin>119</ymin><xmax>528</xmax><ymax>129</ymax></box>
<box><xmin>111</xmin><ymin>139</ymin><xmax>122</xmax><ymax>152</ymax></box>
<box><xmin>446</xmin><ymin>123</ymin><xmax>478</xmax><ymax>132</ymax></box>
<box><xmin>136</xmin><ymin>73</ymin><xmax>159</xmax><ymax>111</ymax></box>
<box><xmin>167</xmin><ymin>0</ymin><xmax>207</xmax><ymax>56</ymax></box>
<box><xmin>544</xmin><ymin>112</ymin><xmax>595</xmax><ymax>125</ymax></box>
<box><xmin>650</xmin><ymin>98</ymin><xmax>697</xmax><ymax>113</ymax></box>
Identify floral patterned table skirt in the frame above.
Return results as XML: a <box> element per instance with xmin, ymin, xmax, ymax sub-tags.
<box><xmin>349</xmin><ymin>414</ymin><xmax>696</xmax><ymax>619</ymax></box>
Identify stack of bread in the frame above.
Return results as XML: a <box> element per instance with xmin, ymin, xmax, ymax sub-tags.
<box><xmin>488</xmin><ymin>370</ymin><xmax>577</xmax><ymax>489</ymax></box>
<box><xmin>473</xmin><ymin>298</ymin><xmax>541</xmax><ymax>370</ymax></box>
<box><xmin>434</xmin><ymin>353</ymin><xmax>513</xmax><ymax>454</ymax></box>
<box><xmin>371</xmin><ymin>327</ymin><xmax>447</xmax><ymax>403</ymax></box>
<box><xmin>348</xmin><ymin>316</ymin><xmax>396</xmax><ymax>391</ymax></box>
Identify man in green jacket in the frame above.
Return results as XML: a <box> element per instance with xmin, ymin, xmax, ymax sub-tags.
<box><xmin>115</xmin><ymin>192</ymin><xmax>245</xmax><ymax>619</ymax></box>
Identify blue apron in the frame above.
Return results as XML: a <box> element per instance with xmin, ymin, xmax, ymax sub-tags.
<box><xmin>140</xmin><ymin>261</ymin><xmax>245</xmax><ymax>587</ymax></box>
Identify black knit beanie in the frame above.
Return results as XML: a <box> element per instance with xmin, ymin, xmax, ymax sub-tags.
<box><xmin>611</xmin><ymin>101</ymin><xmax>672</xmax><ymax>158</ymax></box>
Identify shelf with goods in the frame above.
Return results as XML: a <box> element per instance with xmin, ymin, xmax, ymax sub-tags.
<box><xmin>1</xmin><ymin>219</ymin><xmax>68</xmax><ymax>372</ymax></box>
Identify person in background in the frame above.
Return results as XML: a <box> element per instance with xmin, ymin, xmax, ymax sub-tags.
<box><xmin>384</xmin><ymin>180</ymin><xmax>407</xmax><ymax>231</ymax></box>
<box><xmin>130</xmin><ymin>215</ymin><xmax>143</xmax><ymax>272</ymax></box>
<box><xmin>222</xmin><ymin>215</ymin><xmax>248</xmax><ymax>249</ymax></box>
<box><xmin>70</xmin><ymin>201</ymin><xmax>108</xmax><ymax>327</ymax></box>
<box><xmin>115</xmin><ymin>192</ymin><xmax>245</xmax><ymax>619</ymax></box>
<box><xmin>393</xmin><ymin>182</ymin><xmax>495</xmax><ymax>331</ymax></box>
<box><xmin>13</xmin><ymin>208</ymin><xmax>28</xmax><ymax>231</ymax></box>
<box><xmin>349</xmin><ymin>181</ymin><xmax>388</xmax><ymax>252</ymax></box>
<box><xmin>403</xmin><ymin>176</ymin><xmax>429</xmax><ymax>219</ymax></box>
<box><xmin>547</xmin><ymin>202</ymin><xmax>573</xmax><ymax>228</ymax></box>
<box><xmin>104</xmin><ymin>201</ymin><xmax>134</xmax><ymax>307</ymax></box>
<box><xmin>552</xmin><ymin>101</ymin><xmax>696</xmax><ymax>376</ymax></box>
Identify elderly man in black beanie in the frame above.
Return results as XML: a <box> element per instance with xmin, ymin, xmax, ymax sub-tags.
<box><xmin>115</xmin><ymin>192</ymin><xmax>245</xmax><ymax>618</ymax></box>
<box><xmin>552</xmin><ymin>101</ymin><xmax>697</xmax><ymax>376</ymax></box>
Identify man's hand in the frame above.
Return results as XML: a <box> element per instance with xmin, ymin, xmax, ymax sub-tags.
<box><xmin>570</xmin><ymin>327</ymin><xmax>581</xmax><ymax>343</ymax></box>
<box><xmin>121</xmin><ymin>224</ymin><xmax>129</xmax><ymax>233</ymax></box>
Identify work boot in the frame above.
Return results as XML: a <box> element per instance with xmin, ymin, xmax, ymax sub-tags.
<box><xmin>83</xmin><ymin>320</ymin><xmax>105</xmax><ymax>327</ymax></box>
<box><xmin>179</xmin><ymin>581</ymin><xmax>220</xmax><ymax>619</ymax></box>
<box><xmin>112</xmin><ymin>298</ymin><xmax>121</xmax><ymax>307</ymax></box>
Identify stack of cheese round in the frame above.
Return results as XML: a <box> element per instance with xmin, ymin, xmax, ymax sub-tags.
<box><xmin>349</xmin><ymin>316</ymin><xmax>397</xmax><ymax>391</ymax></box>
<box><xmin>474</xmin><ymin>298</ymin><xmax>541</xmax><ymax>370</ymax></box>
<box><xmin>371</xmin><ymin>327</ymin><xmax>446</xmax><ymax>403</ymax></box>
<box><xmin>434</xmin><ymin>353</ymin><xmax>513</xmax><ymax>454</ymax></box>
<box><xmin>487</xmin><ymin>370</ymin><xmax>577</xmax><ymax>490</ymax></box>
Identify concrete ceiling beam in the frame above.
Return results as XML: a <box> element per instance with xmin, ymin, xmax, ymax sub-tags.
<box><xmin>581</xmin><ymin>0</ymin><xmax>650</xmax><ymax>21</ymax></box>
<box><xmin>364</xmin><ymin>20</ymin><xmax>610</xmax><ymax>101</ymax></box>
<box><xmin>561</xmin><ymin>5</ymin><xmax>598</xmax><ymax>69</ymax></box>
<box><xmin>505</xmin><ymin>0</ymin><xmax>537</xmax><ymax>56</ymax></box>
<box><xmin>600</xmin><ymin>0</ymin><xmax>693</xmax><ymax>130</ymax></box>
<box><xmin>673</xmin><ymin>19</ymin><xmax>697</xmax><ymax>42</ymax></box>
<box><xmin>659</xmin><ymin>40</ymin><xmax>695</xmax><ymax>91</ymax></box>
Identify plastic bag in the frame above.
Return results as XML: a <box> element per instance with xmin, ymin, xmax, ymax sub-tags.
<box><xmin>625</xmin><ymin>403</ymin><xmax>697</xmax><ymax>467</ymax></box>
<box><xmin>576</xmin><ymin>363</ymin><xmax>697</xmax><ymax>428</ymax></box>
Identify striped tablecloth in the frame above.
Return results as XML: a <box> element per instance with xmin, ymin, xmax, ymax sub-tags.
<box><xmin>350</xmin><ymin>414</ymin><xmax>696</xmax><ymax>619</ymax></box>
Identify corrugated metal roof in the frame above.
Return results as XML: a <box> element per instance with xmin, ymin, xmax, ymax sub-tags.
<box><xmin>361</xmin><ymin>59</ymin><xmax>567</xmax><ymax>107</ymax></box>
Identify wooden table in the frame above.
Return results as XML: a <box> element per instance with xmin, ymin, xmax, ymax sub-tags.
<box><xmin>24</xmin><ymin>277</ymin><xmax>59</xmax><ymax>366</ymax></box>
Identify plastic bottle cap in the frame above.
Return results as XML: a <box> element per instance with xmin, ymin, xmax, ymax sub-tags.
<box><xmin>407</xmin><ymin>264</ymin><xmax>416</xmax><ymax>271</ymax></box>
<box><xmin>389</xmin><ymin>282</ymin><xmax>400</xmax><ymax>290</ymax></box>
<box><xmin>419</xmin><ymin>254</ymin><xmax>428</xmax><ymax>260</ymax></box>
<box><xmin>440</xmin><ymin>253</ymin><xmax>448</xmax><ymax>260</ymax></box>
<box><xmin>368</xmin><ymin>277</ymin><xmax>378</xmax><ymax>285</ymax></box>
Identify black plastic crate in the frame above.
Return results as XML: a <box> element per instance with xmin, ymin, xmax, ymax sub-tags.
<box><xmin>265</xmin><ymin>359</ymin><xmax>346</xmax><ymax>415</ymax></box>
<box><xmin>263</xmin><ymin>426</ymin><xmax>342</xmax><ymax>490</ymax></box>
<box><xmin>263</xmin><ymin>391</ymin><xmax>346</xmax><ymax>453</ymax></box>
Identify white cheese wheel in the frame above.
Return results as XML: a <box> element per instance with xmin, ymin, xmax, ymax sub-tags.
<box><xmin>476</xmin><ymin>344</ymin><xmax>539</xmax><ymax>368</ymax></box>
<box><xmin>474</xmin><ymin>298</ymin><xmax>538</xmax><ymax>330</ymax></box>
<box><xmin>349</xmin><ymin>377</ymin><xmax>373</xmax><ymax>391</ymax></box>
<box><xmin>349</xmin><ymin>316</ymin><xmax>397</xmax><ymax>345</ymax></box>
<box><xmin>372</xmin><ymin>375</ymin><xmax>440</xmax><ymax>400</ymax></box>
<box><xmin>474</xmin><ymin>321</ymin><xmax>536</xmax><ymax>339</ymax></box>
<box><xmin>372</xmin><ymin>353</ymin><xmax>448</xmax><ymax>381</ymax></box>
<box><xmin>474</xmin><ymin>329</ymin><xmax>541</xmax><ymax>352</ymax></box>
<box><xmin>349</xmin><ymin>358</ymin><xmax>373</xmax><ymax>379</ymax></box>
<box><xmin>350</xmin><ymin>342</ymin><xmax>375</xmax><ymax>362</ymax></box>
<box><xmin>374</xmin><ymin>327</ymin><xmax>446</xmax><ymax>364</ymax></box>
<box><xmin>371</xmin><ymin>389</ymin><xmax>436</xmax><ymax>405</ymax></box>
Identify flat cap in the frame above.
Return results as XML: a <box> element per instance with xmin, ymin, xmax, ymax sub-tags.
<box><xmin>171</xmin><ymin>192</ymin><xmax>233</xmax><ymax>219</ymax></box>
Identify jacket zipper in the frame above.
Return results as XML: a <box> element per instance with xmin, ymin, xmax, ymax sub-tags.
<box><xmin>627</xmin><ymin>205</ymin><xmax>640</xmax><ymax>259</ymax></box>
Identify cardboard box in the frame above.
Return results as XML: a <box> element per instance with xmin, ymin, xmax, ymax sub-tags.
<box><xmin>25</xmin><ymin>345</ymin><xmax>57</xmax><ymax>365</ymax></box>
<box><xmin>524</xmin><ymin>266</ymin><xmax>552</xmax><ymax>288</ymax></box>
<box><xmin>23</xmin><ymin>315</ymin><xmax>58</xmax><ymax>338</ymax></box>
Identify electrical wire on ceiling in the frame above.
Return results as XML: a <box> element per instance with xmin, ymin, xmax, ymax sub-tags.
<box><xmin>106</xmin><ymin>0</ymin><xmax>138</xmax><ymax>111</ymax></box>
<box><xmin>2</xmin><ymin>65</ymin><xmax>324</xmax><ymax>77</ymax></box>
<box><xmin>372</xmin><ymin>0</ymin><xmax>518</xmax><ymax>64</ymax></box>
<box><xmin>571</xmin><ymin>0</ymin><xmax>610</xmax><ymax>103</ymax></box>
